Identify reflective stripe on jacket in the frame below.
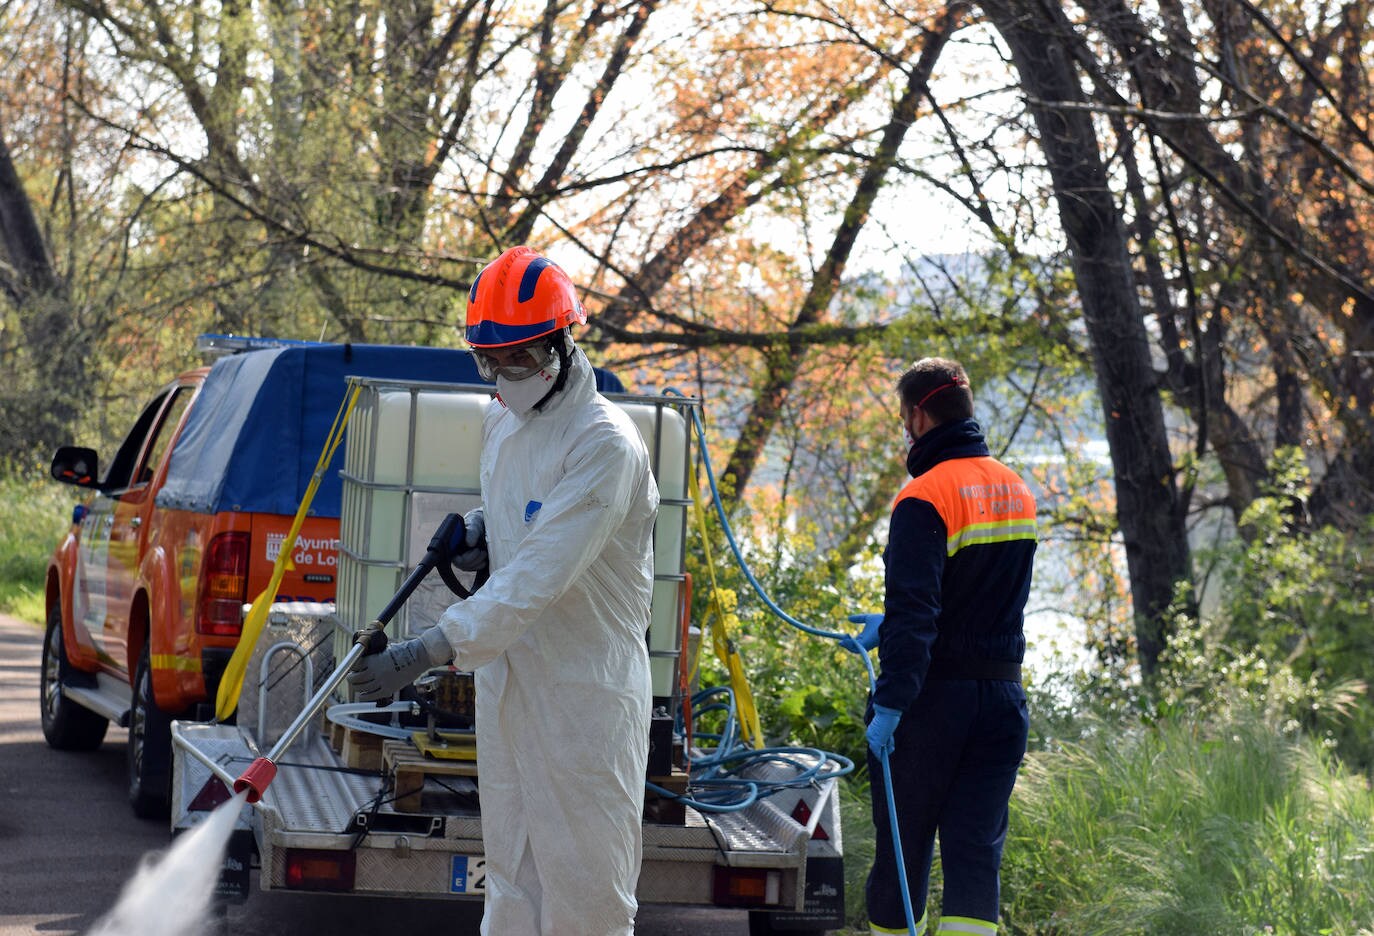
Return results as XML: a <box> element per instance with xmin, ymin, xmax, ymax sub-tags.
<box><xmin>874</xmin><ymin>418</ymin><xmax>1036</xmax><ymax>712</ymax></box>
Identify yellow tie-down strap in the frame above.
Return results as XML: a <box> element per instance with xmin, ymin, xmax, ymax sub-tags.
<box><xmin>214</xmin><ymin>382</ymin><xmax>363</xmax><ymax>721</ymax></box>
<box><xmin>687</xmin><ymin>455</ymin><xmax>764</xmax><ymax>750</ymax></box>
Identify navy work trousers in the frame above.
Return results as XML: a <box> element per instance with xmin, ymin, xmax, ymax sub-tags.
<box><xmin>866</xmin><ymin>678</ymin><xmax>1029</xmax><ymax>932</ymax></box>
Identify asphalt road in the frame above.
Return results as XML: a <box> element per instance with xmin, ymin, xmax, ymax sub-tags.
<box><xmin>0</xmin><ymin>613</ymin><xmax>749</xmax><ymax>935</ymax></box>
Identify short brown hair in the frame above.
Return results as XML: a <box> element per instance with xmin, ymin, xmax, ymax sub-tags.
<box><xmin>897</xmin><ymin>357</ymin><xmax>973</xmax><ymax>424</ymax></box>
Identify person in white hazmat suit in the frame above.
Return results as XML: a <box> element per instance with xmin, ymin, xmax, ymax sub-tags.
<box><xmin>348</xmin><ymin>246</ymin><xmax>658</xmax><ymax>936</ymax></box>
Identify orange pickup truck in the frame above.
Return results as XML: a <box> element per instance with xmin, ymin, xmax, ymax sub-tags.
<box><xmin>40</xmin><ymin>337</ymin><xmax>498</xmax><ymax>818</ymax></box>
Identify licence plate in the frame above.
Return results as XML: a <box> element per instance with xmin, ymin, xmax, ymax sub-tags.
<box><xmin>451</xmin><ymin>855</ymin><xmax>487</xmax><ymax>894</ymax></box>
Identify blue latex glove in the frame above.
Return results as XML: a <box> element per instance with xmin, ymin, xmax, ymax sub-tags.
<box><xmin>842</xmin><ymin>613</ymin><xmax>883</xmax><ymax>654</ymax></box>
<box><xmin>866</xmin><ymin>704</ymin><xmax>901</xmax><ymax>757</ymax></box>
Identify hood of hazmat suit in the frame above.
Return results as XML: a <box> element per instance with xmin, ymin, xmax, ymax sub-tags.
<box><xmin>433</xmin><ymin>346</ymin><xmax>658</xmax><ymax>936</ymax></box>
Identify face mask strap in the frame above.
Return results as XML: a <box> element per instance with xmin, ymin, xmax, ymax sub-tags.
<box><xmin>532</xmin><ymin>330</ymin><xmax>573</xmax><ymax>412</ymax></box>
<box><xmin>915</xmin><ymin>378</ymin><xmax>966</xmax><ymax>410</ymax></box>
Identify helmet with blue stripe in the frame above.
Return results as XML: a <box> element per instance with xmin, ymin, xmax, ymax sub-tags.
<box><xmin>465</xmin><ymin>246</ymin><xmax>587</xmax><ymax>348</ymax></box>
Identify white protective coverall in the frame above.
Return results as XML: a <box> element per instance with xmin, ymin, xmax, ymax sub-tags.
<box><xmin>432</xmin><ymin>347</ymin><xmax>658</xmax><ymax>936</ymax></box>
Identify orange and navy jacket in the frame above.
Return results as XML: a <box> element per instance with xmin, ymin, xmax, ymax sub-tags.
<box><xmin>874</xmin><ymin>418</ymin><xmax>1037</xmax><ymax>713</ymax></box>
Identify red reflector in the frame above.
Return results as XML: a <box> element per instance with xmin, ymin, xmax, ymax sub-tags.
<box><xmin>712</xmin><ymin>867</ymin><xmax>782</xmax><ymax>907</ymax></box>
<box><xmin>188</xmin><ymin>776</ymin><xmax>233</xmax><ymax>811</ymax></box>
<box><xmin>197</xmin><ymin>532</ymin><xmax>249</xmax><ymax>637</ymax></box>
<box><xmin>284</xmin><ymin>849</ymin><xmax>356</xmax><ymax>892</ymax></box>
<box><xmin>790</xmin><ymin>799</ymin><xmax>829</xmax><ymax>840</ymax></box>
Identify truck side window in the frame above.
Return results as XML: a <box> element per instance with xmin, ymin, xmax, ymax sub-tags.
<box><xmin>102</xmin><ymin>385</ymin><xmax>194</xmax><ymax>492</ymax></box>
<box><xmin>102</xmin><ymin>392</ymin><xmax>170</xmax><ymax>491</ymax></box>
<box><xmin>140</xmin><ymin>387</ymin><xmax>195</xmax><ymax>485</ymax></box>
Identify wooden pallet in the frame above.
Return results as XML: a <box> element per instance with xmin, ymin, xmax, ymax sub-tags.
<box><xmin>375</xmin><ymin>731</ymin><xmax>692</xmax><ymax>821</ymax></box>
<box><xmin>643</xmin><ymin>766</ymin><xmax>691</xmax><ymax>825</ymax></box>
<box><xmin>327</xmin><ymin>721</ymin><xmax>387</xmax><ymax>771</ymax></box>
<box><xmin>383</xmin><ymin>738</ymin><xmax>480</xmax><ymax>812</ymax></box>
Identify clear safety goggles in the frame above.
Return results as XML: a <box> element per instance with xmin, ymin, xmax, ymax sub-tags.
<box><xmin>470</xmin><ymin>340</ymin><xmax>557</xmax><ymax>382</ymax></box>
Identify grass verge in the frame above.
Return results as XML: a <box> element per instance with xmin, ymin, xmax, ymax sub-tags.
<box><xmin>0</xmin><ymin>471</ymin><xmax>74</xmax><ymax>624</ymax></box>
<box><xmin>1002</xmin><ymin>704</ymin><xmax>1374</xmax><ymax>934</ymax></box>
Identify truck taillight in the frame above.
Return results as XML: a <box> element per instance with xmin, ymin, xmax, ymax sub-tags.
<box><xmin>284</xmin><ymin>849</ymin><xmax>356</xmax><ymax>892</ymax></box>
<box><xmin>712</xmin><ymin>867</ymin><xmax>782</xmax><ymax>907</ymax></box>
<box><xmin>197</xmin><ymin>532</ymin><xmax>249</xmax><ymax>636</ymax></box>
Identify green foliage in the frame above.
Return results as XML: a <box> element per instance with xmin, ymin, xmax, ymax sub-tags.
<box><xmin>1000</xmin><ymin>699</ymin><xmax>1374</xmax><ymax>935</ymax></box>
<box><xmin>838</xmin><ymin>775</ymin><xmax>878</xmax><ymax>934</ymax></box>
<box><xmin>681</xmin><ymin>482</ymin><xmax>885</xmax><ymax>932</ymax></box>
<box><xmin>1183</xmin><ymin>449</ymin><xmax>1374</xmax><ymax>769</ymax></box>
<box><xmin>685</xmin><ymin>490</ymin><xmax>883</xmax><ymax>769</ymax></box>
<box><xmin>0</xmin><ymin>467</ymin><xmax>75</xmax><ymax>622</ymax></box>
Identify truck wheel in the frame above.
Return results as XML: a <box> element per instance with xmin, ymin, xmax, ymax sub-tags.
<box><xmin>128</xmin><ymin>641</ymin><xmax>173</xmax><ymax>819</ymax></box>
<box><xmin>40</xmin><ymin>603</ymin><xmax>108</xmax><ymax>750</ymax></box>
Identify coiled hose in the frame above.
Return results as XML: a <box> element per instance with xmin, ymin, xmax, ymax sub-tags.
<box><xmin>666</xmin><ymin>389</ymin><xmax>919</xmax><ymax>936</ymax></box>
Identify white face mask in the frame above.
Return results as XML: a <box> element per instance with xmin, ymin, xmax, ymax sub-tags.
<box><xmin>902</xmin><ymin>415</ymin><xmax>916</xmax><ymax>450</ymax></box>
<box><xmin>497</xmin><ymin>354</ymin><xmax>562</xmax><ymax>416</ymax></box>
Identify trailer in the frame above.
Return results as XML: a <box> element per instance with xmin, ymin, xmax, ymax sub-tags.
<box><xmin>169</xmin><ymin>376</ymin><xmax>845</xmax><ymax>934</ymax></box>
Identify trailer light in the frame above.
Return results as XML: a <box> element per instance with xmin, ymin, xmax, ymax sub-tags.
<box><xmin>197</xmin><ymin>532</ymin><xmax>249</xmax><ymax>636</ymax></box>
<box><xmin>283</xmin><ymin>849</ymin><xmax>356</xmax><ymax>892</ymax></box>
<box><xmin>712</xmin><ymin>867</ymin><xmax>782</xmax><ymax>907</ymax></box>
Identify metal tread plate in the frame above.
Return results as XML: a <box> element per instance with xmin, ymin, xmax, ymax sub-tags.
<box><xmin>171</xmin><ymin>722</ymin><xmax>257</xmax><ymax>830</ymax></box>
<box><xmin>642</xmin><ymin>797</ymin><xmax>807</xmax><ymax>864</ymax></box>
<box><xmin>265</xmin><ymin>735</ymin><xmax>384</xmax><ymax>833</ymax></box>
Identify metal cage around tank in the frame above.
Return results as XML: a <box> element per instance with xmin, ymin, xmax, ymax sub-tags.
<box><xmin>334</xmin><ymin>376</ymin><xmax>699</xmax><ymax>709</ymax></box>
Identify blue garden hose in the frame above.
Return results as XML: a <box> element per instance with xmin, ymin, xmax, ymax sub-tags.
<box><xmin>650</xmin><ymin>684</ymin><xmax>853</xmax><ymax>813</ymax></box>
<box><xmin>665</xmin><ymin>389</ymin><xmax>919</xmax><ymax>936</ymax></box>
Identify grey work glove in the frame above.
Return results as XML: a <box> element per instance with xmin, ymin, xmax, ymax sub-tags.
<box><xmin>451</xmin><ymin>507</ymin><xmax>488</xmax><ymax>572</ymax></box>
<box><xmin>347</xmin><ymin>626</ymin><xmax>453</xmax><ymax>702</ymax></box>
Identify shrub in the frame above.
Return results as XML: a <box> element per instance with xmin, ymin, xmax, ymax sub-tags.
<box><xmin>1190</xmin><ymin>451</ymin><xmax>1374</xmax><ymax>770</ymax></box>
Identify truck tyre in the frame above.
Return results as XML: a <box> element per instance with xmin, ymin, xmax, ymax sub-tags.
<box><xmin>128</xmin><ymin>640</ymin><xmax>173</xmax><ymax>819</ymax></box>
<box><xmin>40</xmin><ymin>603</ymin><xmax>109</xmax><ymax>750</ymax></box>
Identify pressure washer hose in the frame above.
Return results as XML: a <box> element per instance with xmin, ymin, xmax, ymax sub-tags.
<box><xmin>668</xmin><ymin>390</ymin><xmax>919</xmax><ymax>936</ymax></box>
<box><xmin>648</xmin><ymin>684</ymin><xmax>853</xmax><ymax>814</ymax></box>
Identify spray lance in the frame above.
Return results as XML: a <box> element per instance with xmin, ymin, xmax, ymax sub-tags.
<box><xmin>233</xmin><ymin>511</ymin><xmax>475</xmax><ymax>803</ymax></box>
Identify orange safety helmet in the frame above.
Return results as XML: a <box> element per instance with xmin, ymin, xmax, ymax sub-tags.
<box><xmin>465</xmin><ymin>246</ymin><xmax>587</xmax><ymax>348</ymax></box>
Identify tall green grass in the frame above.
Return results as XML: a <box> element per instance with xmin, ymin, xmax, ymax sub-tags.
<box><xmin>833</xmin><ymin>696</ymin><xmax>1374</xmax><ymax>935</ymax></box>
<box><xmin>0</xmin><ymin>470</ymin><xmax>75</xmax><ymax>623</ymax></box>
<box><xmin>1001</xmin><ymin>704</ymin><xmax>1374</xmax><ymax>935</ymax></box>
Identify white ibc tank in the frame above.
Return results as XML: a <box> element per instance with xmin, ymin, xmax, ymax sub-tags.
<box><xmin>618</xmin><ymin>402</ymin><xmax>690</xmax><ymax>698</ymax></box>
<box><xmin>338</xmin><ymin>387</ymin><xmax>489</xmax><ymax>642</ymax></box>
<box><xmin>339</xmin><ymin>381</ymin><xmax>693</xmax><ymax>700</ymax></box>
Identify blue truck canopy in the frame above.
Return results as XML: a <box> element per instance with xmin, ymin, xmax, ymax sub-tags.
<box><xmin>156</xmin><ymin>342</ymin><xmax>623</xmax><ymax>516</ymax></box>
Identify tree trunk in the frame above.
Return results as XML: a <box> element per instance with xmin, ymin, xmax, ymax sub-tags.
<box><xmin>0</xmin><ymin>132</ymin><xmax>56</xmax><ymax>300</ymax></box>
<box><xmin>1085</xmin><ymin>0</ymin><xmax>1374</xmax><ymax>525</ymax></box>
<box><xmin>981</xmin><ymin>0</ymin><xmax>1194</xmax><ymax>674</ymax></box>
<box><xmin>0</xmin><ymin>128</ymin><xmax>83</xmax><ymax>456</ymax></box>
